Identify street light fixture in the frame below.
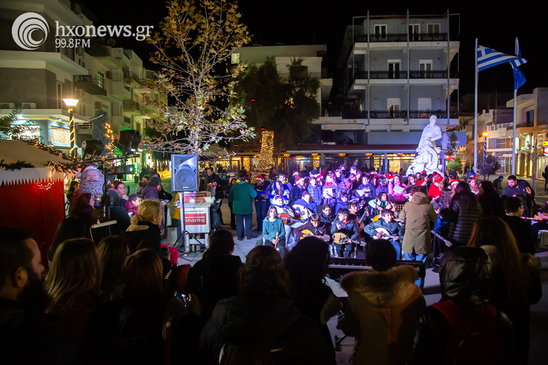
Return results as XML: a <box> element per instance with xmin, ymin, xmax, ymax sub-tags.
<box><xmin>482</xmin><ymin>132</ymin><xmax>489</xmax><ymax>165</ymax></box>
<box><xmin>63</xmin><ymin>98</ymin><xmax>79</xmax><ymax>158</ymax></box>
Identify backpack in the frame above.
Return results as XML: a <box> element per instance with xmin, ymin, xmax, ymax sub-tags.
<box><xmin>218</xmin><ymin>314</ymin><xmax>300</xmax><ymax>365</ymax></box>
<box><xmin>432</xmin><ymin>300</ymin><xmax>507</xmax><ymax>365</ymax></box>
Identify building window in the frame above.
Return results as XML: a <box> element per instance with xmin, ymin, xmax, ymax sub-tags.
<box><xmin>418</xmin><ymin>98</ymin><xmax>432</xmax><ymax>112</ymax></box>
<box><xmin>409</xmin><ymin>24</ymin><xmax>420</xmax><ymax>41</ymax></box>
<box><xmin>488</xmin><ymin>138</ymin><xmax>513</xmax><ymax>149</ymax></box>
<box><xmin>97</xmin><ymin>72</ymin><xmax>105</xmax><ymax>88</ymax></box>
<box><xmin>427</xmin><ymin>23</ymin><xmax>440</xmax><ymax>38</ymax></box>
<box><xmin>374</xmin><ymin>24</ymin><xmax>387</xmax><ymax>40</ymax></box>
<box><xmin>51</xmin><ymin>127</ymin><xmax>70</xmax><ymax>145</ymax></box>
<box><xmin>388</xmin><ymin>60</ymin><xmax>401</xmax><ymax>79</ymax></box>
<box><xmin>387</xmin><ymin>98</ymin><xmax>400</xmax><ymax>118</ymax></box>
<box><xmin>526</xmin><ymin>110</ymin><xmax>534</xmax><ymax>127</ymax></box>
<box><xmin>419</xmin><ymin>60</ymin><xmax>433</xmax><ymax>78</ymax></box>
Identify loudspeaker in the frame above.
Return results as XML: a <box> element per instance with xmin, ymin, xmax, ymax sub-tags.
<box><xmin>171</xmin><ymin>154</ymin><xmax>198</xmax><ymax>192</ymax></box>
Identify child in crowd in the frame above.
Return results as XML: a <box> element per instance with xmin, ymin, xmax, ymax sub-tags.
<box><xmin>261</xmin><ymin>206</ymin><xmax>287</xmax><ymax>257</ymax></box>
<box><xmin>124</xmin><ymin>194</ymin><xmax>142</xmax><ymax>216</ymax></box>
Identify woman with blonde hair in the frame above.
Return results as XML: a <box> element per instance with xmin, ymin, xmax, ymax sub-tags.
<box><xmin>124</xmin><ymin>198</ymin><xmax>165</xmax><ymax>260</ymax></box>
<box><xmin>46</xmin><ymin>238</ymin><xmax>101</xmax><ymax>348</ymax></box>
<box><xmin>468</xmin><ymin>216</ymin><xmax>542</xmax><ymax>364</ymax></box>
<box><xmin>124</xmin><ymin>199</ymin><xmax>172</xmax><ymax>277</ymax></box>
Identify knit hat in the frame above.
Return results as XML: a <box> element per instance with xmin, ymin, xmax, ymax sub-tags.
<box><xmin>466</xmin><ymin>170</ymin><xmax>477</xmax><ymax>180</ymax></box>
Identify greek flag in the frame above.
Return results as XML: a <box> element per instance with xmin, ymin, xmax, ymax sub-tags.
<box><xmin>477</xmin><ymin>45</ymin><xmax>528</xmax><ymax>72</ymax></box>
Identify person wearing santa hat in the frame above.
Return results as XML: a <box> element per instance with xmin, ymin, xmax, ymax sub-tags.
<box><xmin>428</xmin><ymin>172</ymin><xmax>444</xmax><ymax>202</ymax></box>
<box><xmin>254</xmin><ymin>174</ymin><xmax>269</xmax><ymax>232</ymax></box>
<box><xmin>389</xmin><ymin>174</ymin><xmax>408</xmax><ymax>204</ymax></box>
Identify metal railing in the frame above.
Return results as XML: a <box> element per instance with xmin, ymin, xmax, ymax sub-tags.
<box><xmin>354</xmin><ymin>33</ymin><xmax>449</xmax><ymax>43</ymax></box>
<box><xmin>75</xmin><ymin>75</ymin><xmax>104</xmax><ymax>89</ymax></box>
<box><xmin>354</xmin><ymin>70</ymin><xmax>449</xmax><ymax>80</ymax></box>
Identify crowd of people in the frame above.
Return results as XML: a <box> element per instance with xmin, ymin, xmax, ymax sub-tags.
<box><xmin>225</xmin><ymin>164</ymin><xmax>542</xmax><ymax>268</ymax></box>
<box><xmin>0</xmin><ymin>162</ymin><xmax>544</xmax><ymax>364</ymax></box>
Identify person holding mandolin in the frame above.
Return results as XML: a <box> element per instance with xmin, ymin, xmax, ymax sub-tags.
<box><xmin>331</xmin><ymin>209</ymin><xmax>359</xmax><ymax>258</ymax></box>
<box><xmin>293</xmin><ymin>214</ymin><xmax>328</xmax><ymax>242</ymax></box>
<box><xmin>260</xmin><ymin>206</ymin><xmax>287</xmax><ymax>257</ymax></box>
<box><xmin>363</xmin><ymin>209</ymin><xmax>402</xmax><ymax>259</ymax></box>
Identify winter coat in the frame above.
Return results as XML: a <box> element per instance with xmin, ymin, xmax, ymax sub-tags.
<box><xmin>124</xmin><ymin>221</ymin><xmax>171</xmax><ymax>277</ymax></box>
<box><xmin>339</xmin><ymin>266</ymin><xmax>425</xmax><ymax>365</ymax></box>
<box><xmin>199</xmin><ymin>296</ymin><xmax>334</xmax><ymax>365</ymax></box>
<box><xmin>399</xmin><ymin>192</ymin><xmax>438</xmax><ymax>254</ymax></box>
<box><xmin>446</xmin><ymin>197</ymin><xmax>483</xmax><ymax>245</ymax></box>
<box><xmin>0</xmin><ymin>298</ymin><xmax>81</xmax><ymax>365</ymax></box>
<box><xmin>142</xmin><ymin>186</ymin><xmax>159</xmax><ymax>200</ymax></box>
<box><xmin>228</xmin><ymin>181</ymin><xmax>257</xmax><ymax>215</ymax></box>
<box><xmin>330</xmin><ymin>218</ymin><xmax>359</xmax><ymax>241</ymax></box>
<box><xmin>363</xmin><ymin>219</ymin><xmax>401</xmax><ymax>239</ymax></box>
<box><xmin>409</xmin><ymin>246</ymin><xmax>514</xmax><ymax>365</ymax></box>
<box><xmin>480</xmin><ymin>245</ymin><xmax>542</xmax><ymax>364</ymax></box>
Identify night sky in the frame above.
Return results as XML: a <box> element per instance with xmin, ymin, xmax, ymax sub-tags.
<box><xmin>80</xmin><ymin>0</ymin><xmax>545</xmax><ymax>96</ymax></box>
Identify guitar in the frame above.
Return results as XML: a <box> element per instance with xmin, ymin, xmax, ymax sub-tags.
<box><xmin>430</xmin><ymin>230</ymin><xmax>453</xmax><ymax>247</ymax></box>
<box><xmin>300</xmin><ymin>229</ymin><xmax>330</xmax><ymax>242</ymax></box>
<box><xmin>333</xmin><ymin>232</ymin><xmax>352</xmax><ymax>245</ymax></box>
<box><xmin>278</xmin><ymin>211</ymin><xmax>302</xmax><ymax>225</ymax></box>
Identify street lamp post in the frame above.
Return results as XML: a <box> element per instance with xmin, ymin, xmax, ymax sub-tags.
<box><xmin>63</xmin><ymin>98</ymin><xmax>79</xmax><ymax>158</ymax></box>
<box><xmin>482</xmin><ymin>132</ymin><xmax>489</xmax><ymax>165</ymax></box>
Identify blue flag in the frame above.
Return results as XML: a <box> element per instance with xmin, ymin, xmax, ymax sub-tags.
<box><xmin>512</xmin><ymin>38</ymin><xmax>526</xmax><ymax>90</ymax></box>
<box><xmin>512</xmin><ymin>66</ymin><xmax>526</xmax><ymax>90</ymax></box>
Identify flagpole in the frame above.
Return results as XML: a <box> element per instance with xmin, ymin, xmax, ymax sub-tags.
<box><xmin>474</xmin><ymin>38</ymin><xmax>478</xmax><ymax>173</ymax></box>
<box><xmin>512</xmin><ymin>37</ymin><xmax>518</xmax><ymax>175</ymax></box>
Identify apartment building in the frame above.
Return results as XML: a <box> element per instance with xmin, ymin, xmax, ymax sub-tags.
<box><xmin>0</xmin><ymin>0</ymin><xmax>164</xmax><ymax>163</ymax></box>
<box><xmin>305</xmin><ymin>10</ymin><xmax>460</xmax><ymax>172</ymax></box>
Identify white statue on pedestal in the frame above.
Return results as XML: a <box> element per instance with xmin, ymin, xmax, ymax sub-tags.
<box><xmin>406</xmin><ymin>115</ymin><xmax>442</xmax><ymax>175</ymax></box>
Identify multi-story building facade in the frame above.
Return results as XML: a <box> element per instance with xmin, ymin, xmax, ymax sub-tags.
<box><xmin>228</xmin><ymin>44</ymin><xmax>332</xmax><ymax>173</ymax></box>
<box><xmin>506</xmin><ymin>88</ymin><xmax>548</xmax><ymax>178</ymax></box>
<box><xmin>0</xmin><ymin>0</ymin><xmax>164</xmax><ymax>166</ymax></box>
<box><xmin>294</xmin><ymin>10</ymin><xmax>460</xmax><ymax>173</ymax></box>
<box><xmin>459</xmin><ymin>88</ymin><xmax>548</xmax><ymax>178</ymax></box>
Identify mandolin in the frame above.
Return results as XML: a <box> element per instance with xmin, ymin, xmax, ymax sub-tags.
<box><xmin>301</xmin><ymin>229</ymin><xmax>330</xmax><ymax>242</ymax></box>
<box><xmin>372</xmin><ymin>227</ymin><xmax>395</xmax><ymax>240</ymax></box>
<box><xmin>333</xmin><ymin>232</ymin><xmax>351</xmax><ymax>245</ymax></box>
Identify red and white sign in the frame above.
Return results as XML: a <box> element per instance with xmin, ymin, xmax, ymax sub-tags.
<box><xmin>183</xmin><ymin>191</ymin><xmax>209</xmax><ymax>203</ymax></box>
<box><xmin>185</xmin><ymin>213</ymin><xmax>207</xmax><ymax>225</ymax></box>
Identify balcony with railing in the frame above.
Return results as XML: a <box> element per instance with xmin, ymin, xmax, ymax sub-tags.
<box><xmin>354</xmin><ymin>70</ymin><xmax>449</xmax><ymax>80</ymax></box>
<box><xmin>336</xmin><ymin>109</ymin><xmax>454</xmax><ymax>120</ymax></box>
<box><xmin>353</xmin><ymin>33</ymin><xmax>449</xmax><ymax>43</ymax></box>
<box><xmin>74</xmin><ymin>75</ymin><xmax>107</xmax><ymax>96</ymax></box>
<box><xmin>123</xmin><ymin>99</ymin><xmax>141</xmax><ymax>115</ymax></box>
